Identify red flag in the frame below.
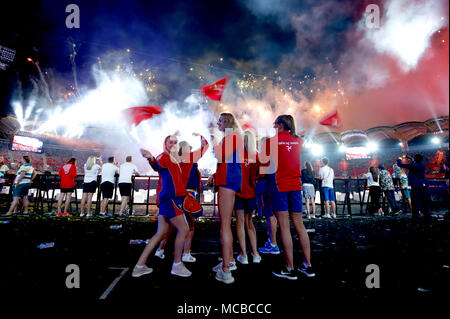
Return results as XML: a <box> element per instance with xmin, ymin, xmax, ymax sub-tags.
<box><xmin>123</xmin><ymin>106</ymin><xmax>162</xmax><ymax>127</ymax></box>
<box><xmin>200</xmin><ymin>78</ymin><xmax>228</xmax><ymax>101</ymax></box>
<box><xmin>319</xmin><ymin>110</ymin><xmax>341</xmax><ymax>127</ymax></box>
<box><xmin>242</xmin><ymin>123</ymin><xmax>256</xmax><ymax>131</ymax></box>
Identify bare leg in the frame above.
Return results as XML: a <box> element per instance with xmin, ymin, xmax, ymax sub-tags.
<box><xmin>305</xmin><ymin>198</ymin><xmax>311</xmax><ymax>217</ymax></box>
<box><xmin>275</xmin><ymin>211</ymin><xmax>294</xmax><ymax>269</ymax></box>
<box><xmin>184</xmin><ymin>215</ymin><xmax>195</xmax><ymax>254</ymax></box>
<box><xmin>137</xmin><ymin>215</ymin><xmax>170</xmax><ymax>266</ymax></box>
<box><xmin>290</xmin><ymin>212</ymin><xmax>311</xmax><ymax>265</ymax></box>
<box><xmin>245</xmin><ymin>211</ymin><xmax>258</xmax><ymax>255</ymax></box>
<box><xmin>235</xmin><ymin>209</ymin><xmax>246</xmax><ymax>256</ymax></box>
<box><xmin>64</xmin><ymin>193</ymin><xmax>72</xmax><ymax>214</ymax></box>
<box><xmin>331</xmin><ymin>201</ymin><xmax>337</xmax><ymax>215</ymax></box>
<box><xmin>159</xmin><ymin>224</ymin><xmax>175</xmax><ymax>250</ymax></box>
<box><xmin>119</xmin><ymin>196</ymin><xmax>129</xmax><ymax>215</ymax></box>
<box><xmin>80</xmin><ymin>193</ymin><xmax>88</xmax><ymax>214</ymax></box>
<box><xmin>87</xmin><ymin>193</ymin><xmax>94</xmax><ymax>215</ymax></box>
<box><xmin>218</xmin><ymin>187</ymin><xmax>236</xmax><ymax>272</ymax></box>
<box><xmin>100</xmin><ymin>198</ymin><xmax>109</xmax><ymax>213</ymax></box>
<box><xmin>268</xmin><ymin>215</ymin><xmax>278</xmax><ymax>245</ymax></box>
<box><xmin>6</xmin><ymin>197</ymin><xmax>20</xmax><ymax>215</ymax></box>
<box><xmin>23</xmin><ymin>197</ymin><xmax>30</xmax><ymax>214</ymax></box>
<box><xmin>312</xmin><ymin>198</ymin><xmax>316</xmax><ymax>216</ymax></box>
<box><xmin>57</xmin><ymin>193</ymin><xmax>65</xmax><ymax>214</ymax></box>
<box><xmin>169</xmin><ymin>214</ymin><xmax>189</xmax><ymax>263</ymax></box>
<box><xmin>324</xmin><ymin>201</ymin><xmax>330</xmax><ymax>215</ymax></box>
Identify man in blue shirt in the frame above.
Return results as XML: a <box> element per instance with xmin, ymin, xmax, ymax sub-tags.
<box><xmin>397</xmin><ymin>154</ymin><xmax>431</xmax><ymax>226</ymax></box>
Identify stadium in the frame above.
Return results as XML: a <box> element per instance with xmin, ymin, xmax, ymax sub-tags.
<box><xmin>0</xmin><ymin>0</ymin><xmax>449</xmax><ymax>313</ymax></box>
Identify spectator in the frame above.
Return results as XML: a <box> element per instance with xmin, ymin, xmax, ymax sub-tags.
<box><xmin>80</xmin><ymin>156</ymin><xmax>102</xmax><ymax>217</ymax></box>
<box><xmin>362</xmin><ymin>167</ymin><xmax>383</xmax><ymax>215</ymax></box>
<box><xmin>99</xmin><ymin>156</ymin><xmax>119</xmax><ymax>217</ymax></box>
<box><xmin>57</xmin><ymin>158</ymin><xmax>77</xmax><ymax>216</ymax></box>
<box><xmin>319</xmin><ymin>157</ymin><xmax>336</xmax><ymax>219</ymax></box>
<box><xmin>393</xmin><ymin>163</ymin><xmax>412</xmax><ymax>213</ymax></box>
<box><xmin>118</xmin><ymin>156</ymin><xmax>139</xmax><ymax>217</ymax></box>
<box><xmin>4</xmin><ymin>156</ymin><xmax>37</xmax><ymax>216</ymax></box>
<box><xmin>301</xmin><ymin>161</ymin><xmax>317</xmax><ymax>219</ymax></box>
<box><xmin>397</xmin><ymin>154</ymin><xmax>431</xmax><ymax>226</ymax></box>
<box><xmin>378</xmin><ymin>164</ymin><xmax>401</xmax><ymax>216</ymax></box>
<box><xmin>0</xmin><ymin>156</ymin><xmax>10</xmax><ymax>192</ymax></box>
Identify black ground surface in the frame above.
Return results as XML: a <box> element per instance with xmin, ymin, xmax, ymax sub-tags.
<box><xmin>0</xmin><ymin>213</ymin><xmax>449</xmax><ymax>315</ymax></box>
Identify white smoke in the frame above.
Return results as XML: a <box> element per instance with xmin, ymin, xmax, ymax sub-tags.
<box><xmin>360</xmin><ymin>0</ymin><xmax>447</xmax><ymax>72</ymax></box>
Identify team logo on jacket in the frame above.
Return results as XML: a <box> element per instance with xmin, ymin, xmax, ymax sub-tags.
<box><xmin>286</xmin><ymin>145</ymin><xmax>293</xmax><ymax>152</ymax></box>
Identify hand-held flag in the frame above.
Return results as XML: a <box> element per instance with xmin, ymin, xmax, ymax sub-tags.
<box><xmin>319</xmin><ymin>110</ymin><xmax>341</xmax><ymax>127</ymax></box>
<box><xmin>123</xmin><ymin>106</ymin><xmax>162</xmax><ymax>127</ymax></box>
<box><xmin>200</xmin><ymin>78</ymin><xmax>228</xmax><ymax>101</ymax></box>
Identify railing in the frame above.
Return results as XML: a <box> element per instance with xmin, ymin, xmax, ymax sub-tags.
<box><xmin>0</xmin><ymin>174</ymin><xmax>447</xmax><ymax>216</ymax></box>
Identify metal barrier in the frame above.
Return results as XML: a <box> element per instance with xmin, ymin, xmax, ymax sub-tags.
<box><xmin>0</xmin><ymin>173</ymin><xmax>447</xmax><ymax>216</ymax></box>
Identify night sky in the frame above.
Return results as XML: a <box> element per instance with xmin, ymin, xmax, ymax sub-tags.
<box><xmin>0</xmin><ymin>0</ymin><xmax>448</xmax><ymax>131</ymax></box>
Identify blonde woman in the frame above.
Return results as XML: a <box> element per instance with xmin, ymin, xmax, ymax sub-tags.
<box><xmin>80</xmin><ymin>156</ymin><xmax>102</xmax><ymax>217</ymax></box>
<box><xmin>235</xmin><ymin>130</ymin><xmax>261</xmax><ymax>265</ymax></box>
<box><xmin>212</xmin><ymin>113</ymin><xmax>243</xmax><ymax>284</ymax></box>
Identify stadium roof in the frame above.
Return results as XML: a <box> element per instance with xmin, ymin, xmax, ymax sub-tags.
<box><xmin>312</xmin><ymin>116</ymin><xmax>449</xmax><ymax>146</ymax></box>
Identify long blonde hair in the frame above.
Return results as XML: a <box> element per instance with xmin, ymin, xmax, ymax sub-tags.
<box><xmin>86</xmin><ymin>156</ymin><xmax>96</xmax><ymax>170</ymax></box>
<box><xmin>243</xmin><ymin>130</ymin><xmax>257</xmax><ymax>154</ymax></box>
<box><xmin>220</xmin><ymin>112</ymin><xmax>242</xmax><ymax>136</ymax></box>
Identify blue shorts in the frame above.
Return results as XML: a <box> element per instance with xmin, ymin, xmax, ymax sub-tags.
<box><xmin>13</xmin><ymin>183</ymin><xmax>31</xmax><ymax>198</ymax></box>
<box><xmin>270</xmin><ymin>190</ymin><xmax>303</xmax><ymax>213</ymax></box>
<box><xmin>401</xmin><ymin>188</ymin><xmax>411</xmax><ymax>199</ymax></box>
<box><xmin>257</xmin><ymin>193</ymin><xmax>273</xmax><ymax>217</ymax></box>
<box><xmin>234</xmin><ymin>196</ymin><xmax>256</xmax><ymax>213</ymax></box>
<box><xmin>158</xmin><ymin>196</ymin><xmax>188</xmax><ymax>219</ymax></box>
<box><xmin>322</xmin><ymin>187</ymin><xmax>336</xmax><ymax>201</ymax></box>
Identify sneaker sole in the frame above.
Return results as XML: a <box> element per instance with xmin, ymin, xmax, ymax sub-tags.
<box><xmin>272</xmin><ymin>272</ymin><xmax>297</xmax><ymax>280</ymax></box>
<box><xmin>182</xmin><ymin>259</ymin><xmax>196</xmax><ymax>263</ymax></box>
<box><xmin>215</xmin><ymin>275</ymin><xmax>235</xmax><ymax>284</ymax></box>
<box><xmin>171</xmin><ymin>271</ymin><xmax>192</xmax><ymax>278</ymax></box>
<box><xmin>132</xmin><ymin>269</ymin><xmax>153</xmax><ymax>278</ymax></box>
<box><xmin>298</xmin><ymin>268</ymin><xmax>316</xmax><ymax>277</ymax></box>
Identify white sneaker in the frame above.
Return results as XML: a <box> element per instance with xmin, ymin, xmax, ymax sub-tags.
<box><xmin>332</xmin><ymin>214</ymin><xmax>337</xmax><ymax>219</ymax></box>
<box><xmin>324</xmin><ymin>214</ymin><xmax>331</xmax><ymax>219</ymax></box>
<box><xmin>171</xmin><ymin>262</ymin><xmax>192</xmax><ymax>277</ymax></box>
<box><xmin>86</xmin><ymin>213</ymin><xmax>92</xmax><ymax>218</ymax></box>
<box><xmin>252</xmin><ymin>253</ymin><xmax>262</xmax><ymax>263</ymax></box>
<box><xmin>182</xmin><ymin>253</ymin><xmax>196</xmax><ymax>263</ymax></box>
<box><xmin>215</xmin><ymin>268</ymin><xmax>235</xmax><ymax>284</ymax></box>
<box><xmin>155</xmin><ymin>248</ymin><xmax>165</xmax><ymax>259</ymax></box>
<box><xmin>237</xmin><ymin>254</ymin><xmax>248</xmax><ymax>264</ymax></box>
<box><xmin>132</xmin><ymin>264</ymin><xmax>153</xmax><ymax>278</ymax></box>
<box><xmin>212</xmin><ymin>261</ymin><xmax>237</xmax><ymax>272</ymax></box>
<box><xmin>80</xmin><ymin>213</ymin><xmax>85</xmax><ymax>217</ymax></box>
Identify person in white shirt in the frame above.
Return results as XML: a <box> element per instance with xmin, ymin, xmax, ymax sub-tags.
<box><xmin>0</xmin><ymin>156</ymin><xmax>10</xmax><ymax>192</ymax></box>
<box><xmin>5</xmin><ymin>156</ymin><xmax>37</xmax><ymax>216</ymax></box>
<box><xmin>118</xmin><ymin>156</ymin><xmax>139</xmax><ymax>216</ymax></box>
<box><xmin>80</xmin><ymin>156</ymin><xmax>102</xmax><ymax>217</ymax></box>
<box><xmin>100</xmin><ymin>156</ymin><xmax>119</xmax><ymax>216</ymax></box>
<box><xmin>318</xmin><ymin>157</ymin><xmax>336</xmax><ymax>218</ymax></box>
<box><xmin>362</xmin><ymin>166</ymin><xmax>383</xmax><ymax>215</ymax></box>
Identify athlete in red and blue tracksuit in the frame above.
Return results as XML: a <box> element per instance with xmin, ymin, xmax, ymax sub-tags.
<box><xmin>155</xmin><ymin>134</ymin><xmax>209</xmax><ymax>262</ymax></box>
<box><xmin>150</xmin><ymin>151</ymin><xmax>188</xmax><ymax>218</ymax></box>
<box><xmin>214</xmin><ymin>132</ymin><xmax>243</xmax><ymax>193</ymax></box>
<box><xmin>132</xmin><ymin>136</ymin><xmax>194</xmax><ymax>279</ymax></box>
<box><xmin>235</xmin><ymin>150</ymin><xmax>262</xmax><ymax>263</ymax></box>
